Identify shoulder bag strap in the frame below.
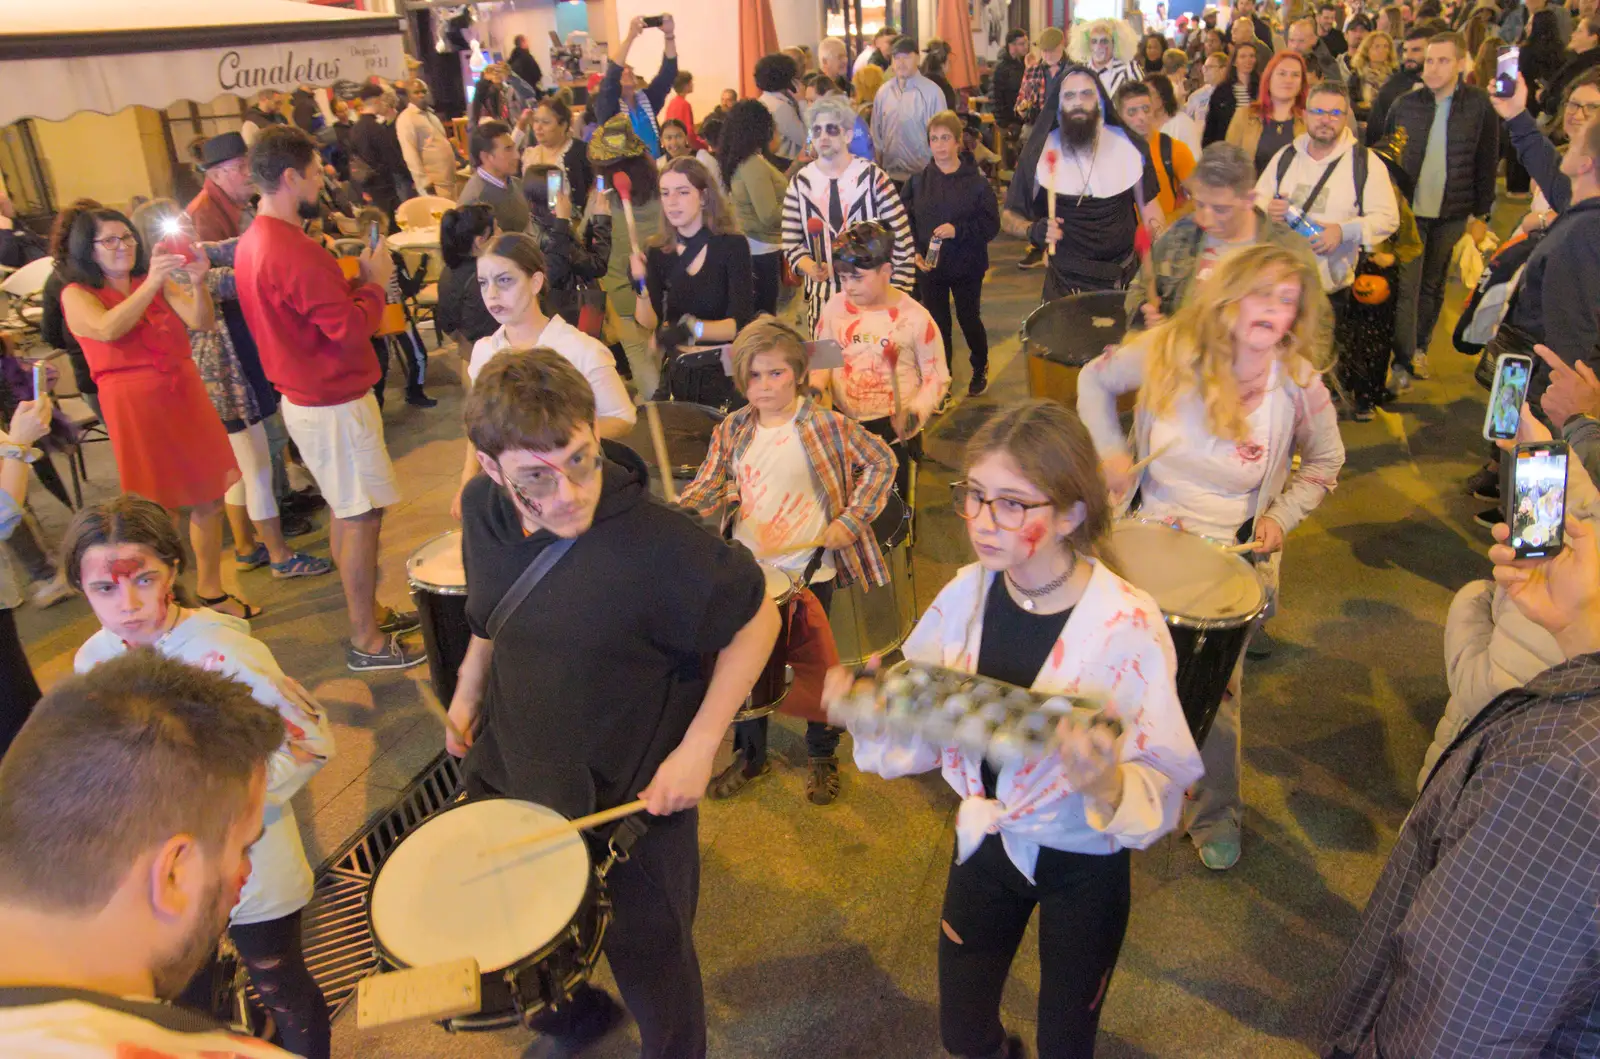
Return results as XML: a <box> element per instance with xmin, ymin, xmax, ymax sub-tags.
<box><xmin>487</xmin><ymin>537</ymin><xmax>576</xmax><ymax>640</ymax></box>
<box><xmin>1273</xmin><ymin>144</ymin><xmax>1298</xmax><ymax>196</ymax></box>
<box><xmin>1299</xmin><ymin>157</ymin><xmax>1343</xmax><ymax>214</ymax></box>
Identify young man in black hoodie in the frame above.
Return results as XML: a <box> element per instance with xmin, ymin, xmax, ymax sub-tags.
<box><xmin>448</xmin><ymin>348</ymin><xmax>779</xmax><ymax>1058</ymax></box>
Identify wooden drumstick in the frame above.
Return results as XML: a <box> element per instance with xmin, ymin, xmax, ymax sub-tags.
<box><xmin>419</xmin><ymin>693</ymin><xmax>468</xmax><ymax>751</ymax></box>
<box><xmin>1043</xmin><ymin>149</ymin><xmax>1059</xmax><ymax>256</ymax></box>
<box><xmin>644</xmin><ymin>401</ymin><xmax>678</xmax><ymax>504</ymax></box>
<box><xmin>756</xmin><ymin>535</ymin><xmax>828</xmax><ymax>560</ymax></box>
<box><xmin>1126</xmin><ymin>441</ymin><xmax>1175</xmax><ymax>477</ymax></box>
<box><xmin>1222</xmin><ymin>541</ymin><xmax>1260</xmax><ymax>555</ymax></box>
<box><xmin>479</xmin><ymin>799</ymin><xmax>649</xmax><ymax>858</ymax></box>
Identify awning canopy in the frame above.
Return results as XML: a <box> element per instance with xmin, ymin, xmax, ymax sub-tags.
<box><xmin>0</xmin><ymin>0</ymin><xmax>407</xmax><ymax>126</ymax></box>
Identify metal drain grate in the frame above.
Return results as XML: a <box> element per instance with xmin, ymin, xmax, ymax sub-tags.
<box><xmin>300</xmin><ymin>751</ymin><xmax>462</xmax><ymax>1017</ymax></box>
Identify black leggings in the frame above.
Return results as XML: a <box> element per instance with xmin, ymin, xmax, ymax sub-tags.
<box><xmin>180</xmin><ymin>910</ymin><xmax>330</xmax><ymax>1059</ymax></box>
<box><xmin>0</xmin><ymin>607</ymin><xmax>41</xmax><ymax>761</ymax></box>
<box><xmin>915</xmin><ymin>271</ymin><xmax>989</xmax><ymax>375</ymax></box>
<box><xmin>752</xmin><ymin>251</ymin><xmax>783</xmax><ymax>316</ymax></box>
<box><xmin>939</xmin><ymin>837</ymin><xmax>1130</xmax><ymax>1059</ymax></box>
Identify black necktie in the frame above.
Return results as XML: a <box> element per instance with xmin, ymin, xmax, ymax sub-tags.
<box><xmin>828</xmin><ymin>179</ymin><xmax>845</xmax><ymax>233</ymax></box>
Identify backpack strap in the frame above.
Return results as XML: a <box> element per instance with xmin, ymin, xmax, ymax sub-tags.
<box><xmin>1273</xmin><ymin>143</ymin><xmax>1297</xmax><ymax>196</ymax></box>
<box><xmin>1351</xmin><ymin>145</ymin><xmax>1368</xmax><ymax>217</ymax></box>
<box><xmin>1159</xmin><ymin>133</ymin><xmax>1175</xmax><ymax>193</ymax></box>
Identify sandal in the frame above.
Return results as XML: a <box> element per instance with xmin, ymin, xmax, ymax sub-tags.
<box><xmin>707</xmin><ymin>751</ymin><xmax>770</xmax><ymax>800</ymax></box>
<box><xmin>235</xmin><ymin>543</ymin><xmax>270</xmax><ymax>571</ymax></box>
<box><xmin>197</xmin><ymin>592</ymin><xmax>265</xmax><ymax>621</ymax></box>
<box><xmin>806</xmin><ymin>756</ymin><xmax>841</xmax><ymax>806</ymax></box>
<box><xmin>271</xmin><ymin>552</ymin><xmax>334</xmax><ymax>579</ymax></box>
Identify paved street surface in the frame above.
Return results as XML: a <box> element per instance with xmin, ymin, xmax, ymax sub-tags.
<box><xmin>18</xmin><ymin>231</ymin><xmax>1501</xmax><ymax>1058</ymax></box>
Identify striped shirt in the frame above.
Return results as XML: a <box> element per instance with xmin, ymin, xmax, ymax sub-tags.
<box><xmin>677</xmin><ymin>399</ymin><xmax>898</xmax><ymax>588</ymax></box>
<box><xmin>781</xmin><ymin>156</ymin><xmax>915</xmax><ymax>329</ymax></box>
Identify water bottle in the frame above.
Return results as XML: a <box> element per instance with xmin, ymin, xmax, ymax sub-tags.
<box><xmin>1283</xmin><ymin>204</ymin><xmax>1324</xmax><ymax>240</ymax></box>
<box><xmin>926</xmin><ymin>235</ymin><xmax>945</xmax><ymax>268</ymax></box>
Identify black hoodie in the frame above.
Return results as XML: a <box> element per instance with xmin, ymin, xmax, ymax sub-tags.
<box><xmin>460</xmin><ymin>440</ymin><xmax>766</xmax><ymax>817</ymax></box>
<box><xmin>902</xmin><ymin>151</ymin><xmax>1002</xmax><ymax>280</ymax></box>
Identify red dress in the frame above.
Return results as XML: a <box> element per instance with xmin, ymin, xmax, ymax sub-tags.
<box><xmin>68</xmin><ymin>281</ymin><xmax>238</xmax><ymax>509</ymax></box>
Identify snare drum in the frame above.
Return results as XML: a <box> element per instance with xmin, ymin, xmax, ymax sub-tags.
<box><xmin>737</xmin><ymin>563</ymin><xmax>798</xmax><ymax>722</ymax></box>
<box><xmin>828</xmin><ymin>488</ymin><xmax>918</xmax><ymax>666</ymax></box>
<box><xmin>1108</xmin><ymin>520</ymin><xmax>1266</xmax><ymax>746</ymax></box>
<box><xmin>367</xmin><ymin>798</ymin><xmax>610</xmax><ymax>1031</ymax></box>
<box><xmin>621</xmin><ymin>401</ymin><xmax>726</xmax><ymax>497</ymax></box>
<box><xmin>407</xmin><ymin>531</ymin><xmax>471</xmax><ymax>704</ymax></box>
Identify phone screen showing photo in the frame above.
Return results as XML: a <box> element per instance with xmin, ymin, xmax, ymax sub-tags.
<box><xmin>1509</xmin><ymin>443</ymin><xmax>1567</xmax><ymax>559</ymax></box>
<box><xmin>548</xmin><ymin>171</ymin><xmax>563</xmax><ymax>210</ymax></box>
<box><xmin>1485</xmin><ymin>354</ymin><xmax>1532</xmax><ymax>440</ymax></box>
<box><xmin>1495</xmin><ymin>46</ymin><xmax>1520</xmax><ymax>96</ymax></box>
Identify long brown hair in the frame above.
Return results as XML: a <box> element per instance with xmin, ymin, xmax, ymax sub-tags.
<box><xmin>1135</xmin><ymin>243</ymin><xmax>1332</xmax><ymax>442</ymax></box>
<box><xmin>652</xmin><ymin>157</ymin><xmax>741</xmax><ymax>250</ymax></box>
<box><xmin>60</xmin><ymin>494</ymin><xmax>195</xmax><ymax>605</ymax></box>
<box><xmin>964</xmin><ymin>399</ymin><xmax>1114</xmax><ymax>563</ymax></box>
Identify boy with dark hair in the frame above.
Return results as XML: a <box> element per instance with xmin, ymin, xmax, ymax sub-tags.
<box><xmin>449</xmin><ymin>346</ymin><xmax>779</xmax><ymax>1058</ymax></box>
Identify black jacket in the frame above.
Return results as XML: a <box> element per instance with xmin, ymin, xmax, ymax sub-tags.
<box><xmin>39</xmin><ymin>268</ymin><xmax>94</xmax><ymax>397</ymax></box>
<box><xmin>349</xmin><ymin>113</ymin><xmax>408</xmax><ymax>194</ymax></box>
<box><xmin>992</xmin><ymin>54</ymin><xmax>1027</xmax><ymax>126</ymax></box>
<box><xmin>508</xmin><ymin>46</ymin><xmax>543</xmax><ymax>89</ymax></box>
<box><xmin>1513</xmin><ymin>196</ymin><xmax>1600</xmax><ymax>380</ymax></box>
<box><xmin>1322</xmin><ymin>27</ymin><xmax>1348</xmax><ymax>58</ymax></box>
<box><xmin>902</xmin><ymin>152</ymin><xmax>1002</xmax><ymax>280</ymax></box>
<box><xmin>535</xmin><ymin>214</ymin><xmax>613</xmax><ymax>325</ymax></box>
<box><xmin>434</xmin><ymin>260</ymin><xmax>499</xmax><ymax>344</ymax></box>
<box><xmin>1385</xmin><ymin>80</ymin><xmax>1499</xmax><ymax>220</ymax></box>
<box><xmin>459</xmin><ymin>442</ymin><xmax>765</xmax><ymax>816</ymax></box>
<box><xmin>1203</xmin><ymin>76</ymin><xmax>1258</xmax><ymax>145</ymax></box>
<box><xmin>1365</xmin><ymin>67</ymin><xmax>1421</xmax><ymax>145</ymax></box>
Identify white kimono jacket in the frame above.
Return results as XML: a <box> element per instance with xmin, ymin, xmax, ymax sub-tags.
<box><xmin>76</xmin><ymin>609</ymin><xmax>334</xmax><ymax>925</ymax></box>
<box><xmin>851</xmin><ymin>559</ymin><xmax>1204</xmax><ymax>882</ymax></box>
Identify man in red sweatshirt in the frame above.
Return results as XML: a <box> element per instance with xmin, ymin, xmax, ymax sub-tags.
<box><xmin>235</xmin><ymin>125</ymin><xmax>424</xmax><ymax>672</ymax></box>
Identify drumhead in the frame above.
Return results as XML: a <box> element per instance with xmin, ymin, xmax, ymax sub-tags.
<box><xmin>1109</xmin><ymin>521</ymin><xmax>1264</xmax><ymax>625</ymax></box>
<box><xmin>369</xmin><ymin>799</ymin><xmax>592</xmax><ymax>974</ymax></box>
<box><xmin>1021</xmin><ymin>291</ymin><xmax>1129</xmax><ymax>368</ymax></box>
<box><xmin>760</xmin><ymin>563</ymin><xmax>796</xmax><ymax>603</ymax></box>
<box><xmin>407</xmin><ymin>531</ymin><xmax>465</xmax><ymax>595</ymax></box>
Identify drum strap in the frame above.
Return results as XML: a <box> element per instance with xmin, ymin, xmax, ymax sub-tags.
<box><xmin>487</xmin><ymin>538</ymin><xmax>576</xmax><ymax>640</ymax></box>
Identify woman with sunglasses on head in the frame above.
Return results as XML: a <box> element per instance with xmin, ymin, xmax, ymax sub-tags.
<box><xmin>823</xmin><ymin>399</ymin><xmax>1202</xmax><ymax>1059</ymax></box>
<box><xmin>1077</xmin><ymin>244</ymin><xmax>1344</xmax><ymax>871</ymax></box>
<box><xmin>454</xmin><ymin>232</ymin><xmax>636</xmax><ymax>517</ymax></box>
<box><xmin>62</xmin><ymin>494</ymin><xmax>334</xmax><ymax>1059</ymax></box>
<box><xmin>59</xmin><ymin>206</ymin><xmax>257</xmax><ymax>620</ymax></box>
<box><xmin>631</xmin><ymin>157</ymin><xmax>755</xmax><ymax>406</ymax></box>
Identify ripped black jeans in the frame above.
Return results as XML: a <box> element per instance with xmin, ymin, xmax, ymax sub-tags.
<box><xmin>180</xmin><ymin>909</ymin><xmax>329</xmax><ymax>1059</ymax></box>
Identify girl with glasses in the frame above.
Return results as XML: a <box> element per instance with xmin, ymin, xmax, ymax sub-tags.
<box><xmin>59</xmin><ymin>207</ymin><xmax>259</xmax><ymax>620</ymax></box>
<box><xmin>1077</xmin><ymin>244</ymin><xmax>1345</xmax><ymax>871</ymax></box>
<box><xmin>823</xmin><ymin>399</ymin><xmax>1201</xmax><ymax>1059</ymax></box>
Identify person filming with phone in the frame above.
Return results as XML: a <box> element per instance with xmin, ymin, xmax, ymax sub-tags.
<box><xmin>523</xmin><ymin>163</ymin><xmax>612</xmax><ymax>335</ymax></box>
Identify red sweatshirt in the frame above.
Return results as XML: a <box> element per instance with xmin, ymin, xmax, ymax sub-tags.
<box><xmin>234</xmin><ymin>215</ymin><xmax>384</xmax><ymax>407</ymax></box>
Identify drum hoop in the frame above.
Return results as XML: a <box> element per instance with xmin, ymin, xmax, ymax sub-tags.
<box><xmin>366</xmin><ymin>797</ymin><xmax>598</xmax><ymax>975</ymax></box>
<box><xmin>1111</xmin><ymin>517</ymin><xmax>1266</xmax><ymax>629</ymax></box>
<box><xmin>406</xmin><ymin>529</ymin><xmax>468</xmax><ymax>596</ymax></box>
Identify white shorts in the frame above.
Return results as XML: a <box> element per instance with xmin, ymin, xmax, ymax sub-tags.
<box><xmin>280</xmin><ymin>394</ymin><xmax>401</xmax><ymax>519</ymax></box>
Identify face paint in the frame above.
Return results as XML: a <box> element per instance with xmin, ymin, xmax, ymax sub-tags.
<box><xmin>1021</xmin><ymin>520</ymin><xmax>1047</xmax><ymax>558</ymax></box>
<box><xmin>108</xmin><ymin>557</ymin><xmax>143</xmax><ymax>584</ymax></box>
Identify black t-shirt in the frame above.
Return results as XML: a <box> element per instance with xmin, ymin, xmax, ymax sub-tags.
<box><xmin>645</xmin><ymin>232</ymin><xmax>756</xmax><ymax>330</ymax></box>
<box><xmin>975</xmin><ymin>578</ymin><xmax>1073</xmax><ymax>797</ymax></box>
<box><xmin>460</xmin><ymin>441</ymin><xmax>767</xmax><ymax>816</ymax></box>
<box><xmin>1256</xmin><ymin>118</ymin><xmax>1297</xmax><ymax>175</ymax></box>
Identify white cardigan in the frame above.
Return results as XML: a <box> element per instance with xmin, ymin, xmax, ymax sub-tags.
<box><xmin>76</xmin><ymin>610</ymin><xmax>334</xmax><ymax>925</ymax></box>
<box><xmin>850</xmin><ymin>559</ymin><xmax>1204</xmax><ymax>882</ymax></box>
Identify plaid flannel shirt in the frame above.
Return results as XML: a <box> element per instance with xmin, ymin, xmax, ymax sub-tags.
<box><xmin>1015</xmin><ymin>60</ymin><xmax>1062</xmax><ymax>123</ymax></box>
<box><xmin>1320</xmin><ymin>652</ymin><xmax>1600</xmax><ymax>1059</ymax></box>
<box><xmin>676</xmin><ymin>401</ymin><xmax>896</xmax><ymax>588</ymax></box>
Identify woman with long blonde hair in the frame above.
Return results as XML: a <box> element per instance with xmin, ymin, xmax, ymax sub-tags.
<box><xmin>1076</xmin><ymin>243</ymin><xmax>1345</xmax><ymax>871</ymax></box>
<box><xmin>1350</xmin><ymin>29</ymin><xmax>1398</xmax><ymax>119</ymax></box>
<box><xmin>630</xmin><ymin>156</ymin><xmax>754</xmax><ymax>402</ymax></box>
<box><xmin>825</xmin><ymin>398</ymin><xmax>1202</xmax><ymax>1059</ymax></box>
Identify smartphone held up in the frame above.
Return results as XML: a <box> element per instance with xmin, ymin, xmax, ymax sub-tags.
<box><xmin>1484</xmin><ymin>351</ymin><xmax>1532</xmax><ymax>441</ymax></box>
<box><xmin>1506</xmin><ymin>440</ymin><xmax>1568</xmax><ymax>559</ymax></box>
<box><xmin>1494</xmin><ymin>46</ymin><xmax>1520</xmax><ymax>98</ymax></box>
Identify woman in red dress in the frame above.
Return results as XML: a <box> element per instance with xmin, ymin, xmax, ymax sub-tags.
<box><xmin>61</xmin><ymin>208</ymin><xmax>256</xmax><ymax>618</ymax></box>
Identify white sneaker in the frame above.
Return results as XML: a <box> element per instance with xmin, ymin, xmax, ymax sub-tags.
<box><xmin>30</xmin><ymin>576</ymin><xmax>74</xmax><ymax>609</ymax></box>
<box><xmin>1389</xmin><ymin>366</ymin><xmax>1414</xmax><ymax>394</ymax></box>
<box><xmin>1411</xmin><ymin>353</ymin><xmax>1431</xmax><ymax>380</ymax></box>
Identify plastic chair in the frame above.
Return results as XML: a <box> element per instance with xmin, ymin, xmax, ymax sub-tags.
<box><xmin>396</xmin><ymin>196</ymin><xmax>455</xmax><ymax>231</ymax></box>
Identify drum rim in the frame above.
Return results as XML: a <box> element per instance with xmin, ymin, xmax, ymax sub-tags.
<box><xmin>1110</xmin><ymin>517</ymin><xmax>1267</xmax><ymax>630</ymax></box>
<box><xmin>366</xmin><ymin>797</ymin><xmax>597</xmax><ymax>975</ymax></box>
<box><xmin>406</xmin><ymin>529</ymin><xmax>468</xmax><ymax>596</ymax></box>
<box><xmin>758</xmin><ymin>562</ymin><xmax>800</xmax><ymax>606</ymax></box>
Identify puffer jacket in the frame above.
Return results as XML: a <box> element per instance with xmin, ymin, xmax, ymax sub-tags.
<box><xmin>1420</xmin><ymin>579</ymin><xmax>1564</xmax><ymax>788</ymax></box>
<box><xmin>1384</xmin><ymin>78</ymin><xmax>1499</xmax><ymax>221</ymax></box>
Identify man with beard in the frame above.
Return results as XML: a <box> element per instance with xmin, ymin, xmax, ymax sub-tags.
<box><xmin>241</xmin><ymin>89</ymin><xmax>286</xmax><ymax>148</ymax></box>
<box><xmin>1003</xmin><ymin>66</ymin><xmax>1164</xmax><ymax>299</ymax></box>
<box><xmin>1364</xmin><ymin>25</ymin><xmax>1429</xmax><ymax>144</ymax></box>
<box><xmin>235</xmin><ymin>126</ymin><xmax>424</xmax><ymax>673</ymax></box>
<box><xmin>1289</xmin><ymin>17</ymin><xmax>1345</xmax><ymax>81</ymax></box>
<box><xmin>0</xmin><ymin>652</ymin><xmax>292</xmax><ymax>1057</ymax></box>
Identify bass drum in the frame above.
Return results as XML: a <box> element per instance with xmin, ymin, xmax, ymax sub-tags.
<box><xmin>1021</xmin><ymin>291</ymin><xmax>1135</xmax><ymax>412</ymax></box>
<box><xmin>828</xmin><ymin>489</ymin><xmax>917</xmax><ymax>667</ymax></box>
<box><xmin>407</xmin><ymin>530</ymin><xmax>470</xmax><ymax>705</ymax></box>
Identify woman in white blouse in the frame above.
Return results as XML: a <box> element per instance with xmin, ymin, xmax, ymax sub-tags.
<box><xmin>1077</xmin><ymin>243</ymin><xmax>1345</xmax><ymax>871</ymax></box>
<box><xmin>825</xmin><ymin>399</ymin><xmax>1202</xmax><ymax>1059</ymax></box>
